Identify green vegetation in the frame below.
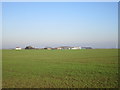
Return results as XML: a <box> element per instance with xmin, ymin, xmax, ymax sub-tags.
<box><xmin>2</xmin><ymin>49</ymin><xmax>118</xmax><ymax>88</ymax></box>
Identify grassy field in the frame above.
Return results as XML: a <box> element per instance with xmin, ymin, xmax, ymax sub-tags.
<box><xmin>2</xmin><ymin>49</ymin><xmax>118</xmax><ymax>88</ymax></box>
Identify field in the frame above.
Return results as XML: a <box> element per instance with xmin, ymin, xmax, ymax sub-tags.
<box><xmin>2</xmin><ymin>49</ymin><xmax>118</xmax><ymax>88</ymax></box>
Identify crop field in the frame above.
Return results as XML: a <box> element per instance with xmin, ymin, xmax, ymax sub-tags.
<box><xmin>2</xmin><ymin>49</ymin><xmax>118</xmax><ymax>88</ymax></box>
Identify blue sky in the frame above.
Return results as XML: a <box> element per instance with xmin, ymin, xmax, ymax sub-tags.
<box><xmin>2</xmin><ymin>2</ymin><xmax>118</xmax><ymax>49</ymax></box>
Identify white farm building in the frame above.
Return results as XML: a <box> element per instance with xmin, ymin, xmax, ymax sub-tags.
<box><xmin>71</xmin><ymin>47</ymin><xmax>81</xmax><ymax>50</ymax></box>
<box><xmin>16</xmin><ymin>47</ymin><xmax>21</xmax><ymax>50</ymax></box>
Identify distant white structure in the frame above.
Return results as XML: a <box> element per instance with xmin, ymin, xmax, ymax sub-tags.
<box><xmin>71</xmin><ymin>47</ymin><xmax>81</xmax><ymax>50</ymax></box>
<box><xmin>16</xmin><ymin>47</ymin><xmax>21</xmax><ymax>50</ymax></box>
<box><xmin>81</xmin><ymin>47</ymin><xmax>92</xmax><ymax>49</ymax></box>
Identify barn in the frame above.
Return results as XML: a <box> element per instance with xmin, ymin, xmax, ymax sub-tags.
<box><xmin>16</xmin><ymin>47</ymin><xmax>21</xmax><ymax>50</ymax></box>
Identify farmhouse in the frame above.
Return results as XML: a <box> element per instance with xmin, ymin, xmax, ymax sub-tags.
<box><xmin>15</xmin><ymin>47</ymin><xmax>21</xmax><ymax>50</ymax></box>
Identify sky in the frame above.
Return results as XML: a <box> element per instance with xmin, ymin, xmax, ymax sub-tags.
<box><xmin>2</xmin><ymin>2</ymin><xmax>118</xmax><ymax>49</ymax></box>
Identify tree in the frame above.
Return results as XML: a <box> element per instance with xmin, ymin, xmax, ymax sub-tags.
<box><xmin>25</xmin><ymin>46</ymin><xmax>34</xmax><ymax>49</ymax></box>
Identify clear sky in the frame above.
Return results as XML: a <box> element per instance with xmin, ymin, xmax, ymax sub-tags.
<box><xmin>2</xmin><ymin>2</ymin><xmax>118</xmax><ymax>49</ymax></box>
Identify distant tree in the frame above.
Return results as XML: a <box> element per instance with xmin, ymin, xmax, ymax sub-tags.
<box><xmin>25</xmin><ymin>46</ymin><xmax>34</xmax><ymax>49</ymax></box>
<box><xmin>44</xmin><ymin>48</ymin><xmax>48</xmax><ymax>50</ymax></box>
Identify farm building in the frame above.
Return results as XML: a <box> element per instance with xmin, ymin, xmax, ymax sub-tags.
<box><xmin>56</xmin><ymin>46</ymin><xmax>92</xmax><ymax>50</ymax></box>
<box><xmin>44</xmin><ymin>47</ymin><xmax>52</xmax><ymax>50</ymax></box>
<box><xmin>57</xmin><ymin>47</ymin><xmax>62</xmax><ymax>50</ymax></box>
<box><xmin>15</xmin><ymin>47</ymin><xmax>21</xmax><ymax>50</ymax></box>
<box><xmin>71</xmin><ymin>47</ymin><xmax>81</xmax><ymax>50</ymax></box>
<box><xmin>57</xmin><ymin>46</ymin><xmax>73</xmax><ymax>50</ymax></box>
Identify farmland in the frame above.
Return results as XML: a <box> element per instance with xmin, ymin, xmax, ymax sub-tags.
<box><xmin>2</xmin><ymin>49</ymin><xmax>118</xmax><ymax>88</ymax></box>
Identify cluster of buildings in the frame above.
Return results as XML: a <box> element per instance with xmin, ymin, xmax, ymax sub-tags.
<box><xmin>15</xmin><ymin>46</ymin><xmax>92</xmax><ymax>50</ymax></box>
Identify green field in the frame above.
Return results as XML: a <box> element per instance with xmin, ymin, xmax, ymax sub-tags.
<box><xmin>2</xmin><ymin>49</ymin><xmax>118</xmax><ymax>88</ymax></box>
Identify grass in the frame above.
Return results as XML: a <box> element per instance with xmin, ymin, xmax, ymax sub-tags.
<box><xmin>2</xmin><ymin>49</ymin><xmax>118</xmax><ymax>88</ymax></box>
